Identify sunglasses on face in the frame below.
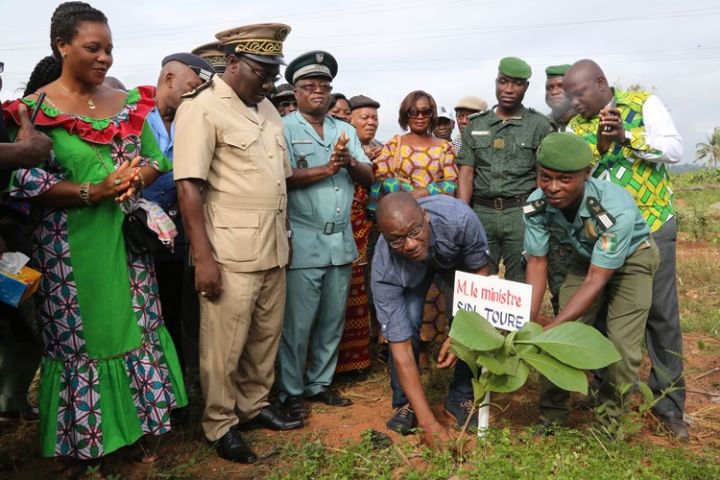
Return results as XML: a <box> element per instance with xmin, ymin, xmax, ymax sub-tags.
<box><xmin>279</xmin><ymin>100</ymin><xmax>297</xmax><ymax>107</ymax></box>
<box><xmin>407</xmin><ymin>108</ymin><xmax>433</xmax><ymax>119</ymax></box>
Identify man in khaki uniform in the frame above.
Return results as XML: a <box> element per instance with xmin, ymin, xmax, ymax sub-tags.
<box><xmin>174</xmin><ymin>23</ymin><xmax>302</xmax><ymax>464</ymax></box>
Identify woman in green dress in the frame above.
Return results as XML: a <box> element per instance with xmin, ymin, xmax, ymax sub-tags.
<box><xmin>2</xmin><ymin>1</ymin><xmax>186</xmax><ymax>461</ymax></box>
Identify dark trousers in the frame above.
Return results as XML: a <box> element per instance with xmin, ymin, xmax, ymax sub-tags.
<box><xmin>388</xmin><ymin>270</ymin><xmax>473</xmax><ymax>408</ymax></box>
<box><xmin>154</xmin><ymin>247</ymin><xmax>200</xmax><ymax>384</ymax></box>
<box><xmin>646</xmin><ymin>218</ymin><xmax>685</xmax><ymax>418</ymax></box>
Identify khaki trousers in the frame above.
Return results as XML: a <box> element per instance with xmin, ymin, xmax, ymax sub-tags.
<box><xmin>199</xmin><ymin>267</ymin><xmax>286</xmax><ymax>441</ymax></box>
<box><xmin>540</xmin><ymin>240</ymin><xmax>660</xmax><ymax>423</ymax></box>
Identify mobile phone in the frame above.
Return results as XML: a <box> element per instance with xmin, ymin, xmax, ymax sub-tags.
<box><xmin>30</xmin><ymin>92</ymin><xmax>46</xmax><ymax>124</ymax></box>
<box><xmin>602</xmin><ymin>97</ymin><xmax>617</xmax><ymax>132</ymax></box>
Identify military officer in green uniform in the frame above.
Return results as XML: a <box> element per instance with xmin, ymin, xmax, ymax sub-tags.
<box><xmin>278</xmin><ymin>51</ymin><xmax>374</xmax><ymax>418</ymax></box>
<box><xmin>457</xmin><ymin>57</ymin><xmax>554</xmax><ymax>282</ymax></box>
<box><xmin>523</xmin><ymin>132</ymin><xmax>659</xmax><ymax>430</ymax></box>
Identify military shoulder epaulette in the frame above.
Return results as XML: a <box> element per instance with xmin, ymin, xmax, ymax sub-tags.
<box><xmin>468</xmin><ymin>110</ymin><xmax>488</xmax><ymax>120</ymax></box>
<box><xmin>527</xmin><ymin>107</ymin><xmax>556</xmax><ymax>124</ymax></box>
<box><xmin>181</xmin><ymin>78</ymin><xmax>214</xmax><ymax>99</ymax></box>
<box><xmin>522</xmin><ymin>198</ymin><xmax>547</xmax><ymax>216</ymax></box>
<box><xmin>586</xmin><ymin>197</ymin><xmax>616</xmax><ymax>230</ymax></box>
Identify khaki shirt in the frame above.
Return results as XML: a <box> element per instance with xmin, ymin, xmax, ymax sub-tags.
<box><xmin>173</xmin><ymin>76</ymin><xmax>292</xmax><ymax>273</ymax></box>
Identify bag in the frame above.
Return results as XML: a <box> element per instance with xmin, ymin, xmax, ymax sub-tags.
<box><xmin>122</xmin><ymin>209</ymin><xmax>166</xmax><ymax>255</ymax></box>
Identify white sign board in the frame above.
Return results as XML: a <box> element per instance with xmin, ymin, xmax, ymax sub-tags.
<box><xmin>452</xmin><ymin>271</ymin><xmax>532</xmax><ymax>332</ymax></box>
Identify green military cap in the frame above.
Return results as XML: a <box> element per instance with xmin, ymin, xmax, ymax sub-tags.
<box><xmin>191</xmin><ymin>41</ymin><xmax>226</xmax><ymax>74</ymax></box>
<box><xmin>545</xmin><ymin>64</ymin><xmax>571</xmax><ymax>78</ymax></box>
<box><xmin>215</xmin><ymin>23</ymin><xmax>291</xmax><ymax>65</ymax></box>
<box><xmin>537</xmin><ymin>132</ymin><xmax>593</xmax><ymax>172</ymax></box>
<box><xmin>498</xmin><ymin>56</ymin><xmax>532</xmax><ymax>80</ymax></box>
<box><xmin>285</xmin><ymin>50</ymin><xmax>338</xmax><ymax>84</ymax></box>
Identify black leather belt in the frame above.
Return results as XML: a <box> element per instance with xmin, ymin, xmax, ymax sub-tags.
<box><xmin>473</xmin><ymin>194</ymin><xmax>529</xmax><ymax>210</ymax></box>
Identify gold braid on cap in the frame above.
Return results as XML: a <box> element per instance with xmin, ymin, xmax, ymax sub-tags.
<box><xmin>234</xmin><ymin>39</ymin><xmax>283</xmax><ymax>56</ymax></box>
<box><xmin>204</xmin><ymin>55</ymin><xmax>226</xmax><ymax>67</ymax></box>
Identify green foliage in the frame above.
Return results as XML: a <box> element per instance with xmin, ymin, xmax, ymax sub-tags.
<box><xmin>695</xmin><ymin>127</ymin><xmax>720</xmax><ymax>168</ymax></box>
<box><xmin>268</xmin><ymin>427</ymin><xmax>720</xmax><ymax>479</ymax></box>
<box><xmin>449</xmin><ymin>310</ymin><xmax>621</xmax><ymax>402</ymax></box>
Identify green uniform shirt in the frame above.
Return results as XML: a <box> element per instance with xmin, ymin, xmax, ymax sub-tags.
<box><xmin>457</xmin><ymin>106</ymin><xmax>554</xmax><ymax>198</ymax></box>
<box><xmin>523</xmin><ymin>177</ymin><xmax>650</xmax><ymax>270</ymax></box>
<box><xmin>283</xmin><ymin>111</ymin><xmax>370</xmax><ymax>269</ymax></box>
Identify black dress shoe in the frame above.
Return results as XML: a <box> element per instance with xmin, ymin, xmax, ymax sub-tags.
<box><xmin>238</xmin><ymin>406</ymin><xmax>303</xmax><ymax>431</ymax></box>
<box><xmin>216</xmin><ymin>426</ymin><xmax>257</xmax><ymax>463</ymax></box>
<box><xmin>657</xmin><ymin>414</ymin><xmax>690</xmax><ymax>442</ymax></box>
<box><xmin>306</xmin><ymin>389</ymin><xmax>353</xmax><ymax>407</ymax></box>
<box><xmin>282</xmin><ymin>395</ymin><xmax>311</xmax><ymax>420</ymax></box>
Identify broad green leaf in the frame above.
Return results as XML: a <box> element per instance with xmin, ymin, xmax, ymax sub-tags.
<box><xmin>515</xmin><ymin>322</ymin><xmax>621</xmax><ymax>369</ymax></box>
<box><xmin>516</xmin><ymin>321</ymin><xmax>543</xmax><ymax>341</ymax></box>
<box><xmin>475</xmin><ymin>351</ymin><xmax>505</xmax><ymax>375</ymax></box>
<box><xmin>450</xmin><ymin>339</ymin><xmax>479</xmax><ymax>378</ymax></box>
<box><xmin>637</xmin><ymin>382</ymin><xmax>654</xmax><ymax>405</ymax></box>
<box><xmin>449</xmin><ymin>309</ymin><xmax>505</xmax><ymax>352</ymax></box>
<box><xmin>485</xmin><ymin>361</ymin><xmax>529</xmax><ymax>393</ymax></box>
<box><xmin>515</xmin><ymin>343</ymin><xmax>540</xmax><ymax>355</ymax></box>
<box><xmin>518</xmin><ymin>350</ymin><xmax>588</xmax><ymax>394</ymax></box>
<box><xmin>503</xmin><ymin>330</ymin><xmax>518</xmax><ymax>356</ymax></box>
<box><xmin>475</xmin><ymin>349</ymin><xmax>520</xmax><ymax>376</ymax></box>
<box><xmin>471</xmin><ymin>378</ymin><xmax>486</xmax><ymax>402</ymax></box>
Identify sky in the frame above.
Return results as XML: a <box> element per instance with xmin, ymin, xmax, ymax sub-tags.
<box><xmin>1</xmin><ymin>0</ymin><xmax>719</xmax><ymax>165</ymax></box>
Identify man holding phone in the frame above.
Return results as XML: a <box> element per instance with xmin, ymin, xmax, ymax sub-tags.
<box><xmin>563</xmin><ymin>59</ymin><xmax>687</xmax><ymax>441</ymax></box>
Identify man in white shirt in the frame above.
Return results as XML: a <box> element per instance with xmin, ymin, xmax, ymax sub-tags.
<box><xmin>564</xmin><ymin>59</ymin><xmax>687</xmax><ymax>441</ymax></box>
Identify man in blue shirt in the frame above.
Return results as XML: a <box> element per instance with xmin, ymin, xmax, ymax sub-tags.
<box><xmin>142</xmin><ymin>53</ymin><xmax>215</xmax><ymax>393</ymax></box>
<box><xmin>523</xmin><ymin>132</ymin><xmax>659</xmax><ymax>432</ymax></box>
<box><xmin>372</xmin><ymin>193</ymin><xmax>490</xmax><ymax>449</ymax></box>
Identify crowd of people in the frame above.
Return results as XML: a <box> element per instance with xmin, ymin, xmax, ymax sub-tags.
<box><xmin>0</xmin><ymin>0</ymin><xmax>687</xmax><ymax>474</ymax></box>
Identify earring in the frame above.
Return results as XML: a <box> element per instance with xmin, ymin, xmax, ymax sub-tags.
<box><xmin>61</xmin><ymin>52</ymin><xmax>67</xmax><ymax>60</ymax></box>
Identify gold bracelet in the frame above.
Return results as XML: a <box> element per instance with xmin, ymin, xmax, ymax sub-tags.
<box><xmin>80</xmin><ymin>182</ymin><xmax>92</xmax><ymax>205</ymax></box>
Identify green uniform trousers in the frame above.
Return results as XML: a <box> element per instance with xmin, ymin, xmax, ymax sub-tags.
<box><xmin>472</xmin><ymin>205</ymin><xmax>525</xmax><ymax>283</ymax></box>
<box><xmin>540</xmin><ymin>240</ymin><xmax>660</xmax><ymax>424</ymax></box>
<box><xmin>278</xmin><ymin>264</ymin><xmax>352</xmax><ymax>402</ymax></box>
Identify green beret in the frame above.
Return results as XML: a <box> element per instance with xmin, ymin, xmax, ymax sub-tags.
<box><xmin>498</xmin><ymin>57</ymin><xmax>531</xmax><ymax>80</ymax></box>
<box><xmin>545</xmin><ymin>64</ymin><xmax>571</xmax><ymax>78</ymax></box>
<box><xmin>537</xmin><ymin>132</ymin><xmax>593</xmax><ymax>172</ymax></box>
<box><xmin>285</xmin><ymin>50</ymin><xmax>338</xmax><ymax>84</ymax></box>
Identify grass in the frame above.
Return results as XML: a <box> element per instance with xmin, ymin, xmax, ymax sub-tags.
<box><xmin>266</xmin><ymin>426</ymin><xmax>720</xmax><ymax>480</ymax></box>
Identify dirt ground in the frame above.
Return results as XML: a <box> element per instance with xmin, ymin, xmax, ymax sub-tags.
<box><xmin>1</xmin><ymin>242</ymin><xmax>719</xmax><ymax>479</ymax></box>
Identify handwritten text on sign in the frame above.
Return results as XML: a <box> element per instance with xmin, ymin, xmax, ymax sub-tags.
<box><xmin>452</xmin><ymin>272</ymin><xmax>532</xmax><ymax>331</ymax></box>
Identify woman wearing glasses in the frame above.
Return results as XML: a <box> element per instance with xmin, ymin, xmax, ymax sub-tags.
<box><xmin>369</xmin><ymin>90</ymin><xmax>457</xmax><ymax>392</ymax></box>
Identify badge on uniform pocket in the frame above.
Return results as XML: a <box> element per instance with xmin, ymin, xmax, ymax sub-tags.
<box><xmin>493</xmin><ymin>138</ymin><xmax>505</xmax><ymax>149</ymax></box>
<box><xmin>296</xmin><ymin>155</ymin><xmax>308</xmax><ymax>169</ymax></box>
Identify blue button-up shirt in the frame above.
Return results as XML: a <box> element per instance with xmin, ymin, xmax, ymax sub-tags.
<box><xmin>371</xmin><ymin>195</ymin><xmax>490</xmax><ymax>342</ymax></box>
<box><xmin>142</xmin><ymin>108</ymin><xmax>176</xmax><ymax>211</ymax></box>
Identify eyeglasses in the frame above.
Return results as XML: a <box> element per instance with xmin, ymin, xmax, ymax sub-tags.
<box><xmin>279</xmin><ymin>100</ymin><xmax>297</xmax><ymax>107</ymax></box>
<box><xmin>241</xmin><ymin>58</ymin><xmax>281</xmax><ymax>85</ymax></box>
<box><xmin>296</xmin><ymin>83</ymin><xmax>333</xmax><ymax>94</ymax></box>
<box><xmin>0</xmin><ymin>62</ymin><xmax>4</xmax><ymax>74</ymax></box>
<box><xmin>387</xmin><ymin>224</ymin><xmax>423</xmax><ymax>248</ymax></box>
<box><xmin>407</xmin><ymin>108</ymin><xmax>433</xmax><ymax>119</ymax></box>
